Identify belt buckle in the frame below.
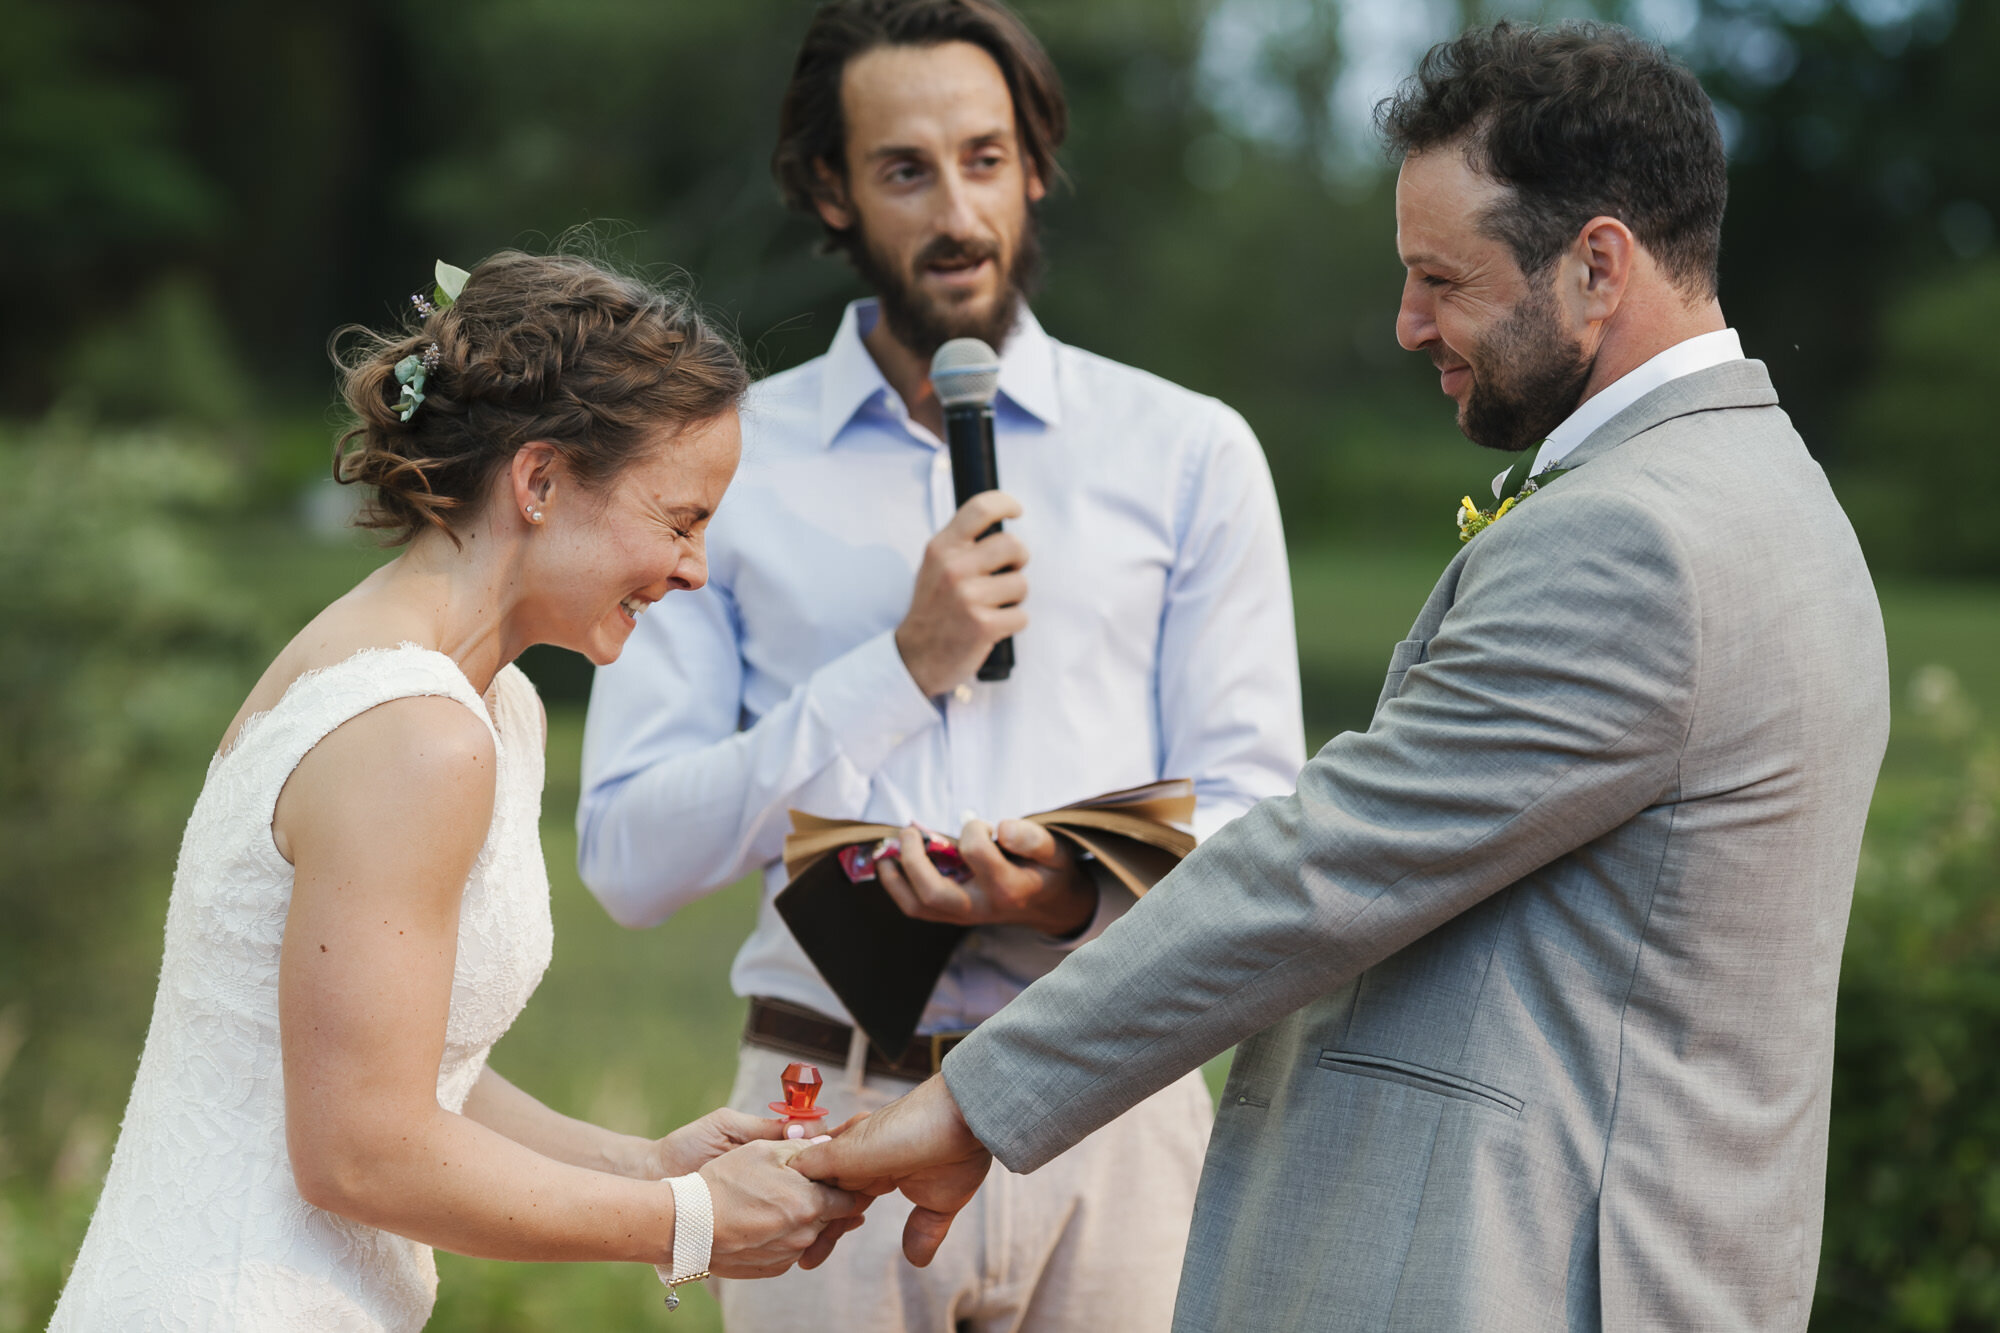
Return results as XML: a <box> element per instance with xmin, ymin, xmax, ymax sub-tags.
<box><xmin>927</xmin><ymin>1030</ymin><xmax>973</xmax><ymax>1074</ymax></box>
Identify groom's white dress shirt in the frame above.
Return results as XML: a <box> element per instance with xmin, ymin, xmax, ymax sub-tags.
<box><xmin>577</xmin><ymin>299</ymin><xmax>1304</xmax><ymax>1037</ymax></box>
<box><xmin>1496</xmin><ymin>327</ymin><xmax>1746</xmax><ymax>496</ymax></box>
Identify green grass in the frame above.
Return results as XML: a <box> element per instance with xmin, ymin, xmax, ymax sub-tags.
<box><xmin>1289</xmin><ymin>545</ymin><xmax>1455</xmax><ymax>747</ymax></box>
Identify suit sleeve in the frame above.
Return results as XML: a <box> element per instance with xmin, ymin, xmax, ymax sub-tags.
<box><xmin>943</xmin><ymin>489</ymin><xmax>1700</xmax><ymax>1171</ymax></box>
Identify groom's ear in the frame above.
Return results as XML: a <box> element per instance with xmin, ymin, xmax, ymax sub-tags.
<box><xmin>1567</xmin><ymin>215</ymin><xmax>1637</xmax><ymax>328</ymax></box>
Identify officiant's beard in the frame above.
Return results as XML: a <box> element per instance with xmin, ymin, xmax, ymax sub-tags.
<box><xmin>851</xmin><ymin>218</ymin><xmax>1043</xmax><ymax>360</ymax></box>
<box><xmin>1455</xmin><ymin>282</ymin><xmax>1594</xmax><ymax>454</ymax></box>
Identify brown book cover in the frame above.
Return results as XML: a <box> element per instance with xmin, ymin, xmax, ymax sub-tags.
<box><xmin>776</xmin><ymin>780</ymin><xmax>1197</xmax><ymax>1056</ymax></box>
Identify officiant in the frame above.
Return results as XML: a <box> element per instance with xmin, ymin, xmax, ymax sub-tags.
<box><xmin>574</xmin><ymin>0</ymin><xmax>1303</xmax><ymax>1328</ymax></box>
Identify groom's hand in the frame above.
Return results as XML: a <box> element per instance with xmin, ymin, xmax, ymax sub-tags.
<box><xmin>790</xmin><ymin>1075</ymin><xmax>992</xmax><ymax>1266</ymax></box>
<box><xmin>877</xmin><ymin>818</ymin><xmax>1096</xmax><ymax>936</ymax></box>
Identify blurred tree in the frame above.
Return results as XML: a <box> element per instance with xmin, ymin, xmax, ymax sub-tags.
<box><xmin>1837</xmin><ymin>256</ymin><xmax>2000</xmax><ymax>576</ymax></box>
<box><xmin>1684</xmin><ymin>0</ymin><xmax>1996</xmax><ymax>463</ymax></box>
<box><xmin>55</xmin><ymin>273</ymin><xmax>249</xmax><ymax>424</ymax></box>
<box><xmin>0</xmin><ymin>0</ymin><xmax>218</xmax><ymax>406</ymax></box>
<box><xmin>8</xmin><ymin>0</ymin><xmax>1993</xmax><ymax>560</ymax></box>
<box><xmin>410</xmin><ymin>0</ymin><xmax>843</xmax><ymax>371</ymax></box>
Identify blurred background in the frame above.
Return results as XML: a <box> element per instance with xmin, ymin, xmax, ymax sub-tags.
<box><xmin>3</xmin><ymin>0</ymin><xmax>1996</xmax><ymax>1326</ymax></box>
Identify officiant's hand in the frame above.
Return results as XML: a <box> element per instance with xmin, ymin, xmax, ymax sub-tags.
<box><xmin>647</xmin><ymin>1107</ymin><xmax>792</xmax><ymax>1178</ymax></box>
<box><xmin>878</xmin><ymin>818</ymin><xmax>1096</xmax><ymax>936</ymax></box>
<box><xmin>791</xmin><ymin>1075</ymin><xmax>990</xmax><ymax>1266</ymax></box>
<box><xmin>895</xmin><ymin>491</ymin><xmax>1029</xmax><ymax>697</ymax></box>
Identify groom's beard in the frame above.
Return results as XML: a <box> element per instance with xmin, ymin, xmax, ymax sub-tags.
<box><xmin>1451</xmin><ymin>281</ymin><xmax>1594</xmax><ymax>453</ymax></box>
<box><xmin>850</xmin><ymin>215</ymin><xmax>1043</xmax><ymax>360</ymax></box>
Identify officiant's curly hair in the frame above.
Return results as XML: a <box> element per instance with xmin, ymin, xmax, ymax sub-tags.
<box><xmin>1376</xmin><ymin>21</ymin><xmax>1728</xmax><ymax>300</ymax></box>
<box><xmin>331</xmin><ymin>251</ymin><xmax>747</xmax><ymax>546</ymax></box>
<box><xmin>772</xmin><ymin>0</ymin><xmax>1067</xmax><ymax>260</ymax></box>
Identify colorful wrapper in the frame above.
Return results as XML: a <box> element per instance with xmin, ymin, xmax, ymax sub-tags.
<box><xmin>837</xmin><ymin>828</ymin><xmax>973</xmax><ymax>884</ymax></box>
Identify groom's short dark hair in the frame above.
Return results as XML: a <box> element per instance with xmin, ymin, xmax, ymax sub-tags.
<box><xmin>772</xmin><ymin>0</ymin><xmax>1067</xmax><ymax>260</ymax></box>
<box><xmin>1376</xmin><ymin>21</ymin><xmax>1727</xmax><ymax>300</ymax></box>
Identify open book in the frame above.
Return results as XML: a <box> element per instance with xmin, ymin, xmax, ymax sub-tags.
<box><xmin>776</xmin><ymin>779</ymin><xmax>1198</xmax><ymax>1057</ymax></box>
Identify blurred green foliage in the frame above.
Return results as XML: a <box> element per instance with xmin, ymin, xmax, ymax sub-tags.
<box><xmin>3</xmin><ymin>0</ymin><xmax>1995</xmax><ymax>563</ymax></box>
<box><xmin>0</xmin><ymin>417</ymin><xmax>259</xmax><ymax>1325</ymax></box>
<box><xmin>1839</xmin><ymin>257</ymin><xmax>2000</xmax><ymax>576</ymax></box>
<box><xmin>1819</xmin><ymin>667</ymin><xmax>2000</xmax><ymax>1330</ymax></box>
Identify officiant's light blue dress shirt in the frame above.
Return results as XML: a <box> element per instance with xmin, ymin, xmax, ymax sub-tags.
<box><xmin>577</xmin><ymin>299</ymin><xmax>1304</xmax><ymax>1034</ymax></box>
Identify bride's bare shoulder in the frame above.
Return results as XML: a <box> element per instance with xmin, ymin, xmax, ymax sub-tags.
<box><xmin>217</xmin><ymin>574</ymin><xmax>433</xmax><ymax>757</ymax></box>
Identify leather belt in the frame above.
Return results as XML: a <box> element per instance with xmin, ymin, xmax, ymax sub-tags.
<box><xmin>744</xmin><ymin>996</ymin><xmax>973</xmax><ymax>1082</ymax></box>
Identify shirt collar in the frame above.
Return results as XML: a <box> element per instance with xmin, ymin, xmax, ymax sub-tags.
<box><xmin>1535</xmin><ymin>327</ymin><xmax>1744</xmax><ymax>471</ymax></box>
<box><xmin>815</xmin><ymin>298</ymin><xmax>1063</xmax><ymax>448</ymax></box>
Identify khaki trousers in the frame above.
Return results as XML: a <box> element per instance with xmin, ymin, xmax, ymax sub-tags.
<box><xmin>716</xmin><ymin>1041</ymin><xmax>1213</xmax><ymax>1333</ymax></box>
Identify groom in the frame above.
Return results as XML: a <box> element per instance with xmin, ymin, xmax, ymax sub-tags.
<box><xmin>799</xmin><ymin>20</ymin><xmax>1890</xmax><ymax>1331</ymax></box>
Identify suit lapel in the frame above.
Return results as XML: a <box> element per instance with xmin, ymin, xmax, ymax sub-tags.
<box><xmin>1370</xmin><ymin>361</ymin><xmax>1781</xmax><ymax>728</ymax></box>
<box><xmin>1556</xmin><ymin>358</ymin><xmax>1780</xmax><ymax>474</ymax></box>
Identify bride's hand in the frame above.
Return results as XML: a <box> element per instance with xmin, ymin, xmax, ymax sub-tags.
<box><xmin>648</xmin><ymin>1107</ymin><xmax>789</xmax><ymax>1178</ymax></box>
<box><xmin>699</xmin><ymin>1139</ymin><xmax>867</xmax><ymax>1278</ymax></box>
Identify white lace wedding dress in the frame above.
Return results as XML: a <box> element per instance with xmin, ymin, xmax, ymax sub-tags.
<box><xmin>51</xmin><ymin>645</ymin><xmax>553</xmax><ymax>1332</ymax></box>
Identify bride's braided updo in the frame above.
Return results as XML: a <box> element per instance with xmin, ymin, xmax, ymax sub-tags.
<box><xmin>333</xmin><ymin>251</ymin><xmax>748</xmax><ymax>545</ymax></box>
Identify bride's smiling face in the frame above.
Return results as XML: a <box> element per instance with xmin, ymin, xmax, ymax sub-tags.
<box><xmin>524</xmin><ymin>409</ymin><xmax>742</xmax><ymax>666</ymax></box>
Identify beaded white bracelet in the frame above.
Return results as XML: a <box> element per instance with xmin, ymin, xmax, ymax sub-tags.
<box><xmin>656</xmin><ymin>1173</ymin><xmax>713</xmax><ymax>1311</ymax></box>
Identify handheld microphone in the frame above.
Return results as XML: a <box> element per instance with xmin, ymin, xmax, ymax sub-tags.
<box><xmin>930</xmin><ymin>337</ymin><xmax>1012</xmax><ymax>682</ymax></box>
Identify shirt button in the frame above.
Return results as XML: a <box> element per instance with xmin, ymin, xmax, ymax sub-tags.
<box><xmin>960</xmin><ymin>809</ymin><xmax>980</xmax><ymax>826</ymax></box>
<box><xmin>952</xmin><ymin>683</ymin><xmax>974</xmax><ymax>704</ymax></box>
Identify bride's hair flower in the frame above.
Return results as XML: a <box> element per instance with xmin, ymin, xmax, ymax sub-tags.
<box><xmin>333</xmin><ymin>248</ymin><xmax>747</xmax><ymax>547</ymax></box>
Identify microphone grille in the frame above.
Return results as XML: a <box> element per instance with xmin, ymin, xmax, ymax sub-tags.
<box><xmin>929</xmin><ymin>338</ymin><xmax>1001</xmax><ymax>408</ymax></box>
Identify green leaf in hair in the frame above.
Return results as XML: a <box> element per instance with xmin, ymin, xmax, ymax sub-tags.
<box><xmin>434</xmin><ymin>261</ymin><xmax>471</xmax><ymax>304</ymax></box>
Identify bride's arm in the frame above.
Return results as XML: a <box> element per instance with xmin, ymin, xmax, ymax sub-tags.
<box><xmin>276</xmin><ymin>696</ymin><xmax>859</xmax><ymax>1272</ymax></box>
<box><xmin>462</xmin><ymin>1068</ymin><xmax>789</xmax><ymax>1179</ymax></box>
<box><xmin>465</xmin><ymin>688</ymin><xmax>793</xmax><ymax>1179</ymax></box>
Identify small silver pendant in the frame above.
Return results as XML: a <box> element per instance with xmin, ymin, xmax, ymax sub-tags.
<box><xmin>663</xmin><ymin>1290</ymin><xmax>680</xmax><ymax>1312</ymax></box>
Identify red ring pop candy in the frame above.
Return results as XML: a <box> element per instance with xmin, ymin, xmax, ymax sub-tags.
<box><xmin>770</xmin><ymin>1062</ymin><xmax>829</xmax><ymax>1140</ymax></box>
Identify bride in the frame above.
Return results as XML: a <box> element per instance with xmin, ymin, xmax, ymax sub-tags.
<box><xmin>51</xmin><ymin>251</ymin><xmax>862</xmax><ymax>1330</ymax></box>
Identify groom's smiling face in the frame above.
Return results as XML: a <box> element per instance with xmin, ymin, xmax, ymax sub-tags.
<box><xmin>1394</xmin><ymin>145</ymin><xmax>1593</xmax><ymax>453</ymax></box>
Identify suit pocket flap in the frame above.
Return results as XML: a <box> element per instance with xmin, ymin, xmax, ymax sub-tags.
<box><xmin>1384</xmin><ymin>637</ymin><xmax>1427</xmax><ymax>674</ymax></box>
<box><xmin>1318</xmin><ymin>1050</ymin><xmax>1523</xmax><ymax>1116</ymax></box>
<box><xmin>1373</xmin><ymin>638</ymin><xmax>1429</xmax><ymax>714</ymax></box>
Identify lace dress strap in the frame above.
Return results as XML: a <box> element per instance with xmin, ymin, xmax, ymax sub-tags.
<box><xmin>216</xmin><ymin>644</ymin><xmax>502</xmax><ymax>846</ymax></box>
<box><xmin>486</xmin><ymin>661</ymin><xmax>542</xmax><ymax>755</ymax></box>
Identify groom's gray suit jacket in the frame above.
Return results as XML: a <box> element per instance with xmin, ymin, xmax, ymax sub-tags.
<box><xmin>942</xmin><ymin>361</ymin><xmax>1889</xmax><ymax>1331</ymax></box>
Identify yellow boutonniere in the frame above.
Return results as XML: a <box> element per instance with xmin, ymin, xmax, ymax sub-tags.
<box><xmin>1456</xmin><ymin>494</ymin><xmax>1516</xmax><ymax>542</ymax></box>
<box><xmin>1455</xmin><ymin>456</ymin><xmax>1571</xmax><ymax>543</ymax></box>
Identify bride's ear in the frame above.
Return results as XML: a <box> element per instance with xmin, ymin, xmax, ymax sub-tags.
<box><xmin>507</xmin><ymin>442</ymin><xmax>562</xmax><ymax>527</ymax></box>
